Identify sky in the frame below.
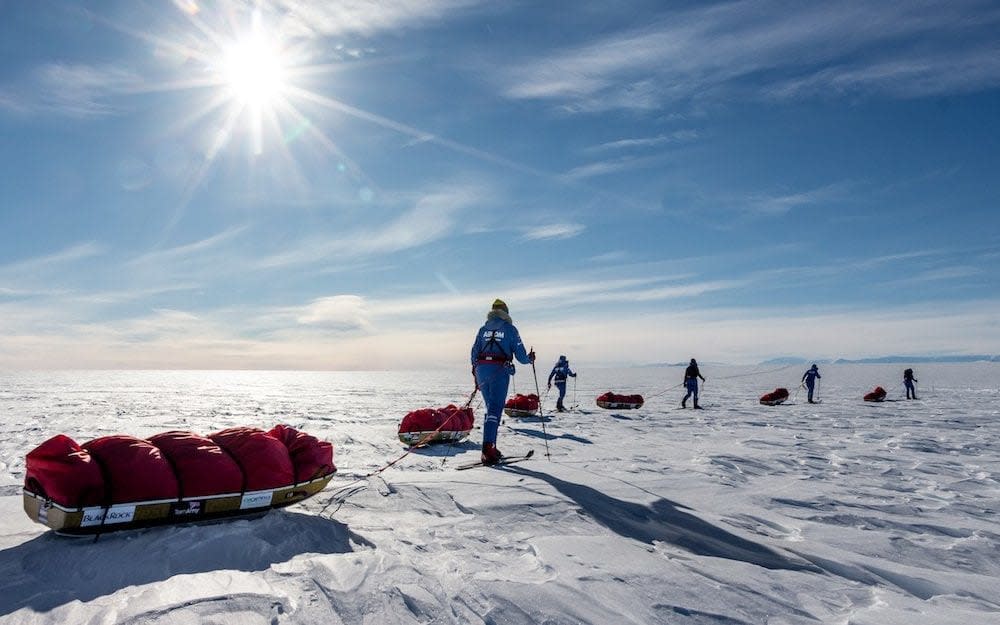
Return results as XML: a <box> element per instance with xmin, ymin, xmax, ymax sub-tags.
<box><xmin>1</xmin><ymin>0</ymin><xmax>999</xmax><ymax>370</ymax></box>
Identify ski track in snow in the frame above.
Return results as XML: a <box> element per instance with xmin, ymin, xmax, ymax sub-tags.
<box><xmin>0</xmin><ymin>364</ymin><xmax>998</xmax><ymax>624</ymax></box>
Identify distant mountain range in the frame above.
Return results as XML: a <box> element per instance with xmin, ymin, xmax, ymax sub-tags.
<box><xmin>760</xmin><ymin>355</ymin><xmax>1000</xmax><ymax>365</ymax></box>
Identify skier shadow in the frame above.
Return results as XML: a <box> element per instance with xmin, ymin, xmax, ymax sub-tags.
<box><xmin>508</xmin><ymin>466</ymin><xmax>818</xmax><ymax>572</ymax></box>
<box><xmin>0</xmin><ymin>509</ymin><xmax>370</xmax><ymax>617</ymax></box>
<box><xmin>507</xmin><ymin>426</ymin><xmax>593</xmax><ymax>445</ymax></box>
<box><xmin>409</xmin><ymin>439</ymin><xmax>480</xmax><ymax>455</ymax></box>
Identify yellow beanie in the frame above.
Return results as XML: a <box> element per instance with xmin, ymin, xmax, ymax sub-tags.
<box><xmin>492</xmin><ymin>298</ymin><xmax>508</xmax><ymax>313</ymax></box>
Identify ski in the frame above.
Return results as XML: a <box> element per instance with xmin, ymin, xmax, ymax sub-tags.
<box><xmin>456</xmin><ymin>449</ymin><xmax>534</xmax><ymax>470</ymax></box>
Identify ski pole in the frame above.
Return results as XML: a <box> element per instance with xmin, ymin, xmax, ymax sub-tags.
<box><xmin>530</xmin><ymin>349</ymin><xmax>550</xmax><ymax>459</ymax></box>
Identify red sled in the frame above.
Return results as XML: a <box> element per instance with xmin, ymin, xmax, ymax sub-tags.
<box><xmin>23</xmin><ymin>425</ymin><xmax>335</xmax><ymax>535</ymax></box>
<box><xmin>864</xmin><ymin>386</ymin><xmax>888</xmax><ymax>402</ymax></box>
<box><xmin>759</xmin><ymin>388</ymin><xmax>790</xmax><ymax>406</ymax></box>
<box><xmin>504</xmin><ymin>393</ymin><xmax>540</xmax><ymax>417</ymax></box>
<box><xmin>398</xmin><ymin>404</ymin><xmax>474</xmax><ymax>446</ymax></box>
<box><xmin>596</xmin><ymin>392</ymin><xmax>644</xmax><ymax>410</ymax></box>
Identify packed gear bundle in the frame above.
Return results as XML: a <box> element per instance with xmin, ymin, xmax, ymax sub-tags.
<box><xmin>398</xmin><ymin>405</ymin><xmax>475</xmax><ymax>445</ymax></box>
<box><xmin>759</xmin><ymin>388</ymin><xmax>790</xmax><ymax>406</ymax></box>
<box><xmin>504</xmin><ymin>393</ymin><xmax>540</xmax><ymax>417</ymax></box>
<box><xmin>864</xmin><ymin>386</ymin><xmax>888</xmax><ymax>402</ymax></box>
<box><xmin>23</xmin><ymin>425</ymin><xmax>335</xmax><ymax>535</ymax></box>
<box><xmin>596</xmin><ymin>392</ymin><xmax>644</xmax><ymax>410</ymax></box>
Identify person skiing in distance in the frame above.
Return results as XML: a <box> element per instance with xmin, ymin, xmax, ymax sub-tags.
<box><xmin>547</xmin><ymin>355</ymin><xmax>577</xmax><ymax>412</ymax></box>
<box><xmin>471</xmin><ymin>299</ymin><xmax>535</xmax><ymax>465</ymax></box>
<box><xmin>682</xmin><ymin>358</ymin><xmax>706</xmax><ymax>409</ymax></box>
<box><xmin>903</xmin><ymin>368</ymin><xmax>918</xmax><ymax>400</ymax></box>
<box><xmin>801</xmin><ymin>364</ymin><xmax>821</xmax><ymax>404</ymax></box>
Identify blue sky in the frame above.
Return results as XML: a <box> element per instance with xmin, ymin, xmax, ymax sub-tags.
<box><xmin>1</xmin><ymin>0</ymin><xmax>999</xmax><ymax>369</ymax></box>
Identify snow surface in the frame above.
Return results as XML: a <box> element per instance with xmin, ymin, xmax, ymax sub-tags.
<box><xmin>0</xmin><ymin>364</ymin><xmax>998</xmax><ymax>625</ymax></box>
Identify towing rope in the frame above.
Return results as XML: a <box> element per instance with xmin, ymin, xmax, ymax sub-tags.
<box><xmin>320</xmin><ymin>364</ymin><xmax>513</xmax><ymax>513</ymax></box>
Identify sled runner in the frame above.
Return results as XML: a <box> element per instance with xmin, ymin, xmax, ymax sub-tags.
<box><xmin>398</xmin><ymin>405</ymin><xmax>474</xmax><ymax>445</ymax></box>
<box><xmin>596</xmin><ymin>392</ymin><xmax>644</xmax><ymax>410</ymax></box>
<box><xmin>23</xmin><ymin>425</ymin><xmax>336</xmax><ymax>535</ymax></box>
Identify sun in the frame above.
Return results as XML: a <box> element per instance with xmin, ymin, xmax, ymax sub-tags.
<box><xmin>220</xmin><ymin>28</ymin><xmax>286</xmax><ymax>111</ymax></box>
<box><xmin>211</xmin><ymin>9</ymin><xmax>291</xmax><ymax>154</ymax></box>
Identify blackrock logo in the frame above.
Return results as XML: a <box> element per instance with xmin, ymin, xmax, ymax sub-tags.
<box><xmin>171</xmin><ymin>501</ymin><xmax>203</xmax><ymax>517</ymax></box>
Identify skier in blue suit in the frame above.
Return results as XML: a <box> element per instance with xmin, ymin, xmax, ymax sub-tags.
<box><xmin>801</xmin><ymin>364</ymin><xmax>821</xmax><ymax>404</ymax></box>
<box><xmin>903</xmin><ymin>368</ymin><xmax>918</xmax><ymax>400</ymax></box>
<box><xmin>682</xmin><ymin>358</ymin><xmax>706</xmax><ymax>409</ymax></box>
<box><xmin>471</xmin><ymin>299</ymin><xmax>534</xmax><ymax>465</ymax></box>
<box><xmin>547</xmin><ymin>355</ymin><xmax>577</xmax><ymax>412</ymax></box>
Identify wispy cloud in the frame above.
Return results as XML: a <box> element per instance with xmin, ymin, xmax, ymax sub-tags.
<box><xmin>0</xmin><ymin>242</ymin><xmax>103</xmax><ymax>275</ymax></box>
<box><xmin>257</xmin><ymin>186</ymin><xmax>477</xmax><ymax>269</ymax></box>
<box><xmin>7</xmin><ymin>289</ymin><xmax>999</xmax><ymax>370</ymax></box>
<box><xmin>295</xmin><ymin>295</ymin><xmax>372</xmax><ymax>330</ymax></box>
<box><xmin>887</xmin><ymin>265</ymin><xmax>984</xmax><ymax>285</ymax></box>
<box><xmin>840</xmin><ymin>249</ymin><xmax>950</xmax><ymax>271</ymax></box>
<box><xmin>765</xmin><ymin>45</ymin><xmax>1000</xmax><ymax>99</ymax></box>
<box><xmin>126</xmin><ymin>226</ymin><xmax>249</xmax><ymax>267</ymax></box>
<box><xmin>72</xmin><ymin>284</ymin><xmax>202</xmax><ymax>306</ymax></box>
<box><xmin>308</xmin><ymin>273</ymin><xmax>736</xmax><ymax>323</ymax></box>
<box><xmin>742</xmin><ymin>183</ymin><xmax>847</xmax><ymax>216</ymax></box>
<box><xmin>1</xmin><ymin>63</ymin><xmax>144</xmax><ymax>118</ymax></box>
<box><xmin>502</xmin><ymin>1</ymin><xmax>1000</xmax><ymax>111</ymax></box>
<box><xmin>589</xmin><ymin>251</ymin><xmax>628</xmax><ymax>263</ymax></box>
<box><xmin>521</xmin><ymin>223</ymin><xmax>585</xmax><ymax>241</ymax></box>
<box><xmin>620</xmin><ymin>279</ymin><xmax>747</xmax><ymax>302</ymax></box>
<box><xmin>563</xmin><ymin>153</ymin><xmax>664</xmax><ymax>180</ymax></box>
<box><xmin>273</xmin><ymin>0</ymin><xmax>484</xmax><ymax>38</ymax></box>
<box><xmin>587</xmin><ymin>130</ymin><xmax>699</xmax><ymax>153</ymax></box>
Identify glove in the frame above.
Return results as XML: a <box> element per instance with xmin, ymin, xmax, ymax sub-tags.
<box><xmin>528</xmin><ymin>350</ymin><xmax>536</xmax><ymax>363</ymax></box>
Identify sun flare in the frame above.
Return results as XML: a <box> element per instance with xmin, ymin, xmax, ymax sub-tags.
<box><xmin>210</xmin><ymin>9</ymin><xmax>292</xmax><ymax>155</ymax></box>
<box><xmin>221</xmin><ymin>31</ymin><xmax>286</xmax><ymax>110</ymax></box>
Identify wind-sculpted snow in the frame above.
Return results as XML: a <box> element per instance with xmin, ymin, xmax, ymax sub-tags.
<box><xmin>0</xmin><ymin>364</ymin><xmax>998</xmax><ymax>624</ymax></box>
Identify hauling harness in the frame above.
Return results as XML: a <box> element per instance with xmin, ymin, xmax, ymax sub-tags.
<box><xmin>476</xmin><ymin>331</ymin><xmax>512</xmax><ymax>365</ymax></box>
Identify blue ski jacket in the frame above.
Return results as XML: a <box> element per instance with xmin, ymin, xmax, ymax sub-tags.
<box><xmin>802</xmin><ymin>367</ymin><xmax>821</xmax><ymax>387</ymax></box>
<box><xmin>470</xmin><ymin>314</ymin><xmax>532</xmax><ymax>369</ymax></box>
<box><xmin>547</xmin><ymin>358</ymin><xmax>576</xmax><ymax>385</ymax></box>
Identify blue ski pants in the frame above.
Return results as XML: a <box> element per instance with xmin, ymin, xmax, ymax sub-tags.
<box><xmin>683</xmin><ymin>379</ymin><xmax>699</xmax><ymax>402</ymax></box>
<box><xmin>476</xmin><ymin>364</ymin><xmax>510</xmax><ymax>445</ymax></box>
<box><xmin>554</xmin><ymin>380</ymin><xmax>567</xmax><ymax>407</ymax></box>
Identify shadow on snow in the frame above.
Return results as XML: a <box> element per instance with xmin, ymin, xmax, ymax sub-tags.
<box><xmin>509</xmin><ymin>466</ymin><xmax>819</xmax><ymax>572</ymax></box>
<box><xmin>507</xmin><ymin>426</ymin><xmax>593</xmax><ymax>445</ymax></box>
<box><xmin>0</xmin><ymin>509</ymin><xmax>369</xmax><ymax>617</ymax></box>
